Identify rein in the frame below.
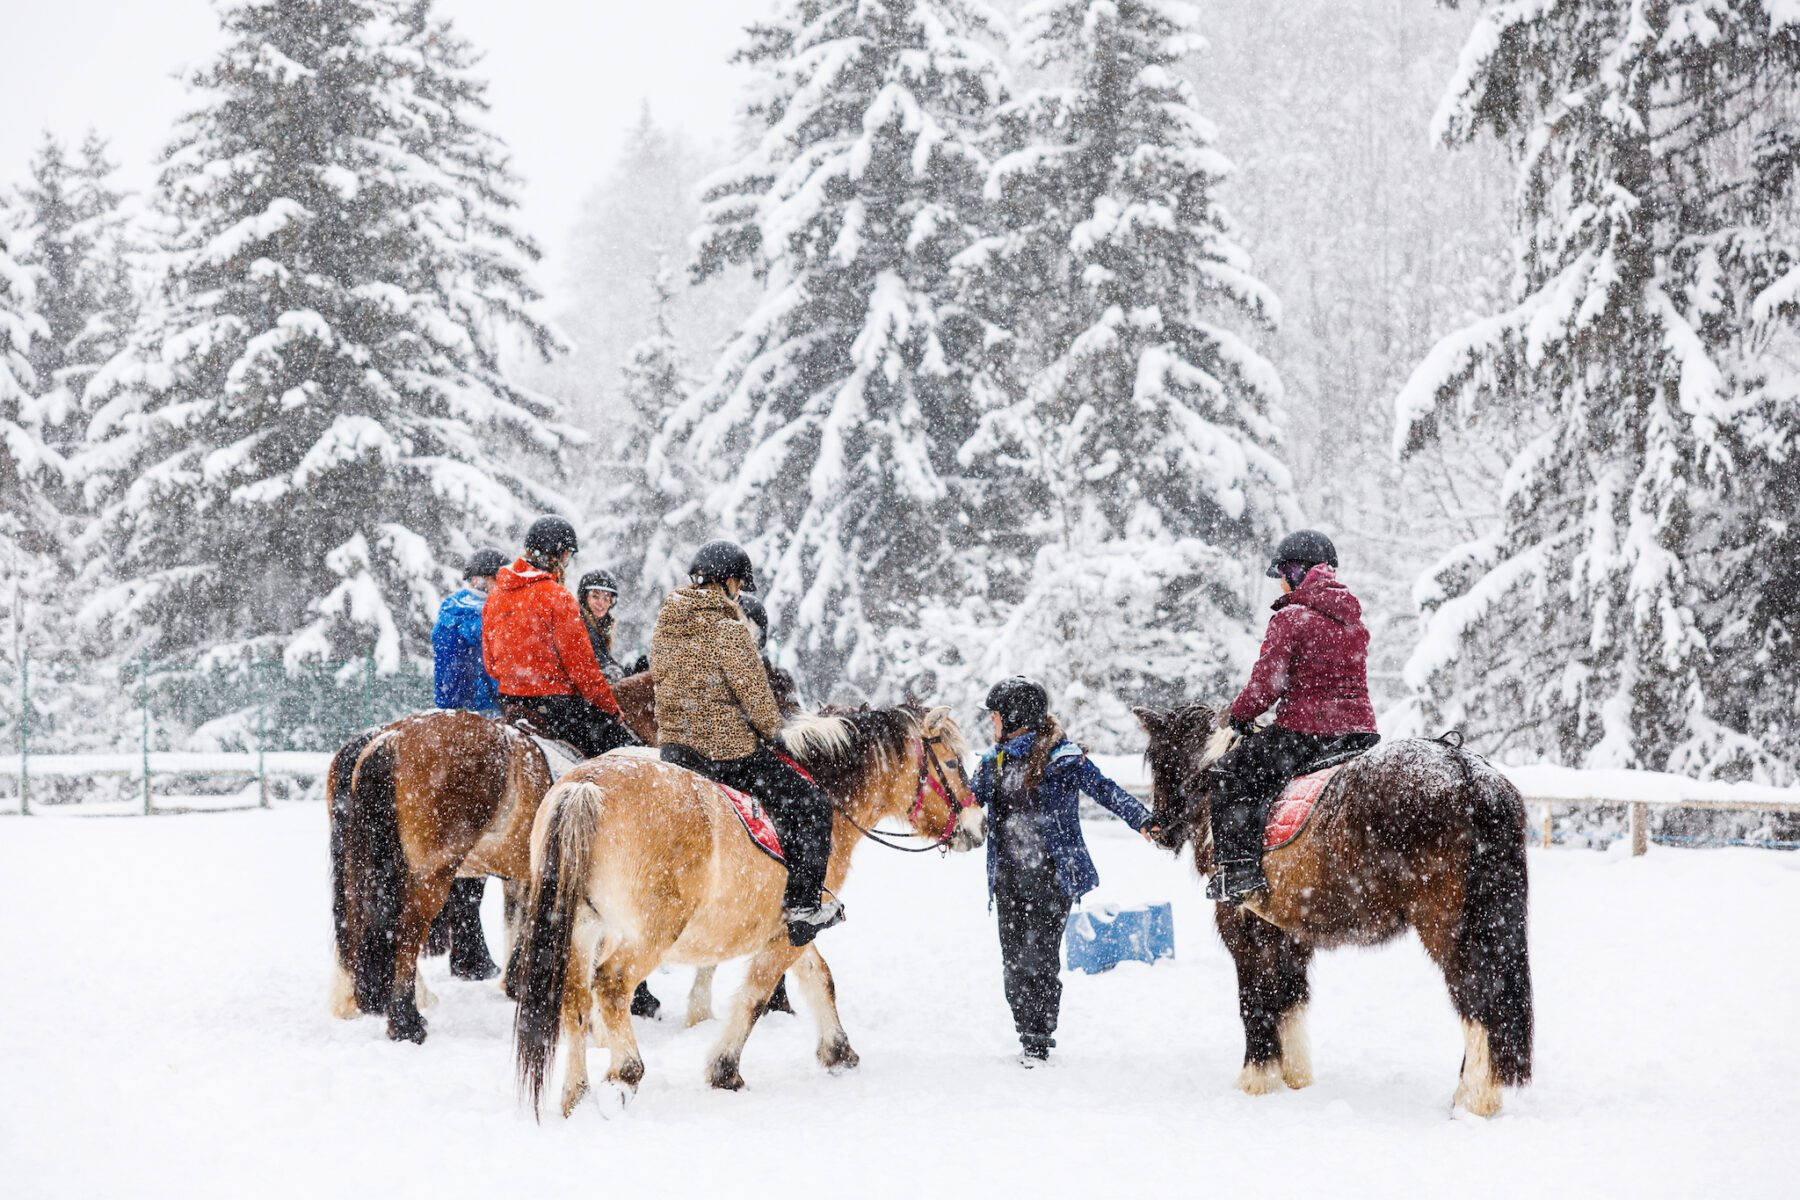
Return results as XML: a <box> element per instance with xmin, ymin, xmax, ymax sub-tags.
<box><xmin>831</xmin><ymin>733</ymin><xmax>974</xmax><ymax>855</ymax></box>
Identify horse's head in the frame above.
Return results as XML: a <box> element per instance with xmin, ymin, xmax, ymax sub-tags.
<box><xmin>778</xmin><ymin>704</ymin><xmax>984</xmax><ymax>852</ymax></box>
<box><xmin>910</xmin><ymin>705</ymin><xmax>985</xmax><ymax>853</ymax></box>
<box><xmin>1134</xmin><ymin>704</ymin><xmax>1233</xmax><ymax>854</ymax></box>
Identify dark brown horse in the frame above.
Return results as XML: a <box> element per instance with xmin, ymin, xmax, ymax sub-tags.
<box><xmin>1135</xmin><ymin>705</ymin><xmax>1533</xmax><ymax>1116</ymax></box>
<box><xmin>329</xmin><ymin>668</ymin><xmax>694</xmax><ymax>1042</ymax></box>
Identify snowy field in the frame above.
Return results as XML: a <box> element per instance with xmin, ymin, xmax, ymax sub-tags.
<box><xmin>3</xmin><ymin>806</ymin><xmax>1795</xmax><ymax>1199</ymax></box>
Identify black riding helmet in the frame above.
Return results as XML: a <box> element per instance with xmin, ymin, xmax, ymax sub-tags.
<box><xmin>985</xmin><ymin>676</ymin><xmax>1050</xmax><ymax>735</ymax></box>
<box><xmin>736</xmin><ymin>591</ymin><xmax>770</xmax><ymax>649</ymax></box>
<box><xmin>1266</xmin><ymin>528</ymin><xmax>1338</xmax><ymax>579</ymax></box>
<box><xmin>577</xmin><ymin>568</ymin><xmax>620</xmax><ymax>602</ymax></box>
<box><xmin>688</xmin><ymin>539</ymin><xmax>756</xmax><ymax>592</ymax></box>
<box><xmin>463</xmin><ymin>547</ymin><xmax>508</xmax><ymax>579</ymax></box>
<box><xmin>524</xmin><ymin>515</ymin><xmax>580</xmax><ymax>557</ymax></box>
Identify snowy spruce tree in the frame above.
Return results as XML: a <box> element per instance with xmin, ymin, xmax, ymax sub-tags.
<box><xmin>0</xmin><ymin>204</ymin><xmax>58</xmax><ymax>664</ymax></box>
<box><xmin>675</xmin><ymin>0</ymin><xmax>1008</xmax><ymax>698</ymax></box>
<box><xmin>590</xmin><ymin>263</ymin><xmax>708</xmax><ymax>657</ymax></box>
<box><xmin>12</xmin><ymin>131</ymin><xmax>137</xmax><ymax>451</ymax></box>
<box><xmin>1395</xmin><ymin>2</ymin><xmax>1800</xmax><ymax>779</ymax></box>
<box><xmin>79</xmin><ymin>0</ymin><xmax>570</xmax><ymax>674</ymax></box>
<box><xmin>895</xmin><ymin>0</ymin><xmax>1295</xmax><ymax>743</ymax></box>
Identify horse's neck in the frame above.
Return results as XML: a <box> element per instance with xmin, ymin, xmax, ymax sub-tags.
<box><xmin>825</xmin><ymin>754</ymin><xmax>914</xmax><ymax>864</ymax></box>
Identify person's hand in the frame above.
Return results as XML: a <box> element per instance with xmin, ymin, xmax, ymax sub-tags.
<box><xmin>1140</xmin><ymin>822</ymin><xmax>1165</xmax><ymax>843</ymax></box>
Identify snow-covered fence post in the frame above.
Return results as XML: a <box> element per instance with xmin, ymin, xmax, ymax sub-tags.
<box><xmin>1629</xmin><ymin>803</ymin><xmax>1649</xmax><ymax>857</ymax></box>
<box><xmin>140</xmin><ymin>650</ymin><xmax>152</xmax><ymax>816</ymax></box>
<box><xmin>19</xmin><ymin>651</ymin><xmax>29</xmax><ymax>816</ymax></box>
<box><xmin>255</xmin><ymin>656</ymin><xmax>268</xmax><ymax>809</ymax></box>
<box><xmin>1540</xmin><ymin>804</ymin><xmax>1553</xmax><ymax>849</ymax></box>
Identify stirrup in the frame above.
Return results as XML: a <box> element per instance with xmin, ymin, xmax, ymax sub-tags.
<box><xmin>1206</xmin><ymin>860</ymin><xmax>1268</xmax><ymax>905</ymax></box>
<box><xmin>782</xmin><ymin>897</ymin><xmax>846</xmax><ymax>946</ymax></box>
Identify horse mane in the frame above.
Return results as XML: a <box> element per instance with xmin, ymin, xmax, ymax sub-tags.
<box><xmin>778</xmin><ymin>704</ymin><xmax>925</xmax><ymax>798</ymax></box>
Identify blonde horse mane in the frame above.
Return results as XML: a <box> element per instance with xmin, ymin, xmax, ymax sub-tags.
<box><xmin>1202</xmin><ymin>723</ymin><xmax>1238</xmax><ymax>770</ymax></box>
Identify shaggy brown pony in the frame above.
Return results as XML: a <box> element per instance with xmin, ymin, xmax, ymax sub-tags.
<box><xmin>1135</xmin><ymin>704</ymin><xmax>1533</xmax><ymax>1117</ymax></box>
<box><xmin>512</xmin><ymin>704</ymin><xmax>984</xmax><ymax>1119</ymax></box>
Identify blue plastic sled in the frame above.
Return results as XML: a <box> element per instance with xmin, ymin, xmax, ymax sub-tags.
<box><xmin>1064</xmin><ymin>902</ymin><xmax>1175</xmax><ymax>974</ymax></box>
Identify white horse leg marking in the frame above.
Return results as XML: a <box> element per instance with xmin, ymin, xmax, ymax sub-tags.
<box><xmin>790</xmin><ymin>946</ymin><xmax>857</xmax><ymax>1072</ymax></box>
<box><xmin>687</xmin><ymin>966</ymin><xmax>716</xmax><ymax>1028</ymax></box>
<box><xmin>414</xmin><ymin>972</ymin><xmax>437</xmax><ymax>1010</ymax></box>
<box><xmin>329</xmin><ymin>953</ymin><xmax>357</xmax><ymax>1020</ymax></box>
<box><xmin>1236</xmin><ymin>1058</ymin><xmax>1286</xmax><ymax>1095</ymax></box>
<box><xmin>1451</xmin><ymin>1018</ymin><xmax>1503</xmax><ymax>1118</ymax></box>
<box><xmin>1278</xmin><ymin>1003</ymin><xmax>1313</xmax><ymax>1089</ymax></box>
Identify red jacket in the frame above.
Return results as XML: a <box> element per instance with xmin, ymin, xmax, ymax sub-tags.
<box><xmin>481</xmin><ymin>558</ymin><xmax>620</xmax><ymax>715</ymax></box>
<box><xmin>1230</xmin><ymin>564</ymin><xmax>1378</xmax><ymax>736</ymax></box>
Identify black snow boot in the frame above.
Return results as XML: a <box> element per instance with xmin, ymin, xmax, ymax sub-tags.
<box><xmin>445</xmin><ymin>878</ymin><xmax>500</xmax><ymax>980</ymax></box>
<box><xmin>630</xmin><ymin>981</ymin><xmax>662</xmax><ymax>1020</ymax></box>
<box><xmin>1205</xmin><ymin>859</ymin><xmax>1269</xmax><ymax>905</ymax></box>
<box><xmin>760</xmin><ymin>977</ymin><xmax>795</xmax><ymax>1016</ymax></box>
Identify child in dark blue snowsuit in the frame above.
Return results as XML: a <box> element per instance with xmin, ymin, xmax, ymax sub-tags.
<box><xmin>971</xmin><ymin>677</ymin><xmax>1159</xmax><ymax>1066</ymax></box>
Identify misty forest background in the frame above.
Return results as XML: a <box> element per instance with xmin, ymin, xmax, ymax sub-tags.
<box><xmin>0</xmin><ymin>0</ymin><xmax>1795</xmax><ymax>785</ymax></box>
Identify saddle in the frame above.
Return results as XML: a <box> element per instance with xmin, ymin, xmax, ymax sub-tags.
<box><xmin>1262</xmin><ymin>745</ymin><xmax>1373</xmax><ymax>851</ymax></box>
<box><xmin>715</xmin><ymin>782</ymin><xmax>785</xmax><ymax>864</ymax></box>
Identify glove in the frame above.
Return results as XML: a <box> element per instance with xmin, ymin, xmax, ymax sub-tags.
<box><xmin>1230</xmin><ymin>716</ymin><xmax>1257</xmax><ymax>737</ymax></box>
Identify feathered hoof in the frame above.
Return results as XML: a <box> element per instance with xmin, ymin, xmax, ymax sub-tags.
<box><xmin>592</xmin><ymin>1079</ymin><xmax>635</xmax><ymax>1119</ymax></box>
<box><xmin>385</xmin><ymin>1012</ymin><xmax>427</xmax><ymax>1044</ymax></box>
<box><xmin>559</xmin><ymin>1078</ymin><xmax>587</xmax><ymax>1120</ymax></box>
<box><xmin>819</xmin><ymin>1036</ymin><xmax>859</xmax><ymax>1073</ymax></box>
<box><xmin>1235</xmin><ymin>1060</ymin><xmax>1285</xmax><ymax>1096</ymax></box>
<box><xmin>707</xmin><ymin>1058</ymin><xmax>746</xmax><ymax>1091</ymax></box>
<box><xmin>1451</xmin><ymin>1080</ymin><xmax>1503</xmax><ymax>1119</ymax></box>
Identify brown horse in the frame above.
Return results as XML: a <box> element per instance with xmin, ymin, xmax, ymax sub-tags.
<box><xmin>329</xmin><ymin>668</ymin><xmax>678</xmax><ymax>1042</ymax></box>
<box><xmin>1134</xmin><ymin>705</ymin><xmax>1533</xmax><ymax>1117</ymax></box>
<box><xmin>513</xmin><ymin>704</ymin><xmax>983</xmax><ymax>1118</ymax></box>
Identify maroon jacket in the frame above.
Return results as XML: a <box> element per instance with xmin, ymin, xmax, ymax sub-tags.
<box><xmin>1230</xmin><ymin>564</ymin><xmax>1378</xmax><ymax>736</ymax></box>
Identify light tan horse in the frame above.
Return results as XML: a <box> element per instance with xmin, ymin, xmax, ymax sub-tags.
<box><xmin>513</xmin><ymin>704</ymin><xmax>983</xmax><ymax>1118</ymax></box>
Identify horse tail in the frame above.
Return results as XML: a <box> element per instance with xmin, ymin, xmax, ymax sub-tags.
<box><xmin>514</xmin><ymin>779</ymin><xmax>606</xmax><ymax>1120</ymax></box>
<box><xmin>1453</xmin><ymin>755</ymin><xmax>1534</xmax><ymax>1087</ymax></box>
<box><xmin>328</xmin><ymin>727</ymin><xmax>381</xmax><ymax>983</ymax></box>
<box><xmin>345</xmin><ymin>731</ymin><xmax>408</xmax><ymax>1015</ymax></box>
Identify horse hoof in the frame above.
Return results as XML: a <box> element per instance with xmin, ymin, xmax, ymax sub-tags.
<box><xmin>560</xmin><ymin>1079</ymin><xmax>588</xmax><ymax>1119</ymax></box>
<box><xmin>593</xmin><ymin>1080</ymin><xmax>635</xmax><ymax>1118</ymax></box>
<box><xmin>819</xmin><ymin>1037</ymin><xmax>859</xmax><ymax>1073</ymax></box>
<box><xmin>1235</xmin><ymin>1061</ymin><xmax>1284</xmax><ymax>1095</ymax></box>
<box><xmin>386</xmin><ymin>1016</ymin><xmax>427</xmax><ymax>1044</ymax></box>
<box><xmin>707</xmin><ymin>1060</ymin><xmax>746</xmax><ymax>1091</ymax></box>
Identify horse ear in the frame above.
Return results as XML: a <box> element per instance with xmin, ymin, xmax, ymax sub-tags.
<box><xmin>924</xmin><ymin>705</ymin><xmax>952</xmax><ymax>732</ymax></box>
<box><xmin>1134</xmin><ymin>706</ymin><xmax>1166</xmax><ymax>734</ymax></box>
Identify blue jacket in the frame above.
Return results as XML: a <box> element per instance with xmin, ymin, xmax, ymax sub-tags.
<box><xmin>972</xmin><ymin>732</ymin><xmax>1151</xmax><ymax>904</ymax></box>
<box><xmin>432</xmin><ymin>588</ymin><xmax>499</xmax><ymax>713</ymax></box>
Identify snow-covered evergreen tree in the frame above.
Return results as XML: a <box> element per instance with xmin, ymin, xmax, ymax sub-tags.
<box><xmin>78</xmin><ymin>0</ymin><xmax>571</xmax><ymax>673</ymax></box>
<box><xmin>675</xmin><ymin>0</ymin><xmax>1008</xmax><ymax>698</ymax></box>
<box><xmin>896</xmin><ymin>0</ymin><xmax>1295</xmax><ymax>743</ymax></box>
<box><xmin>0</xmin><ymin>202</ymin><xmax>58</xmax><ymax>664</ymax></box>
<box><xmin>12</xmin><ymin>131</ymin><xmax>136</xmax><ymax>450</ymax></box>
<box><xmin>1395</xmin><ymin>1</ymin><xmax>1800</xmax><ymax>780</ymax></box>
<box><xmin>589</xmin><ymin>262</ymin><xmax>706</xmax><ymax>658</ymax></box>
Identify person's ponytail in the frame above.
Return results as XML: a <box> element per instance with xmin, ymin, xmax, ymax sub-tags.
<box><xmin>1021</xmin><ymin>716</ymin><xmax>1065</xmax><ymax>792</ymax></box>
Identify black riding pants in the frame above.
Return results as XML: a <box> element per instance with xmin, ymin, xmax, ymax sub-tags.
<box><xmin>1211</xmin><ymin>728</ymin><xmax>1380</xmax><ymax>866</ymax></box>
<box><xmin>995</xmin><ymin>856</ymin><xmax>1070</xmax><ymax>1048</ymax></box>
<box><xmin>660</xmin><ymin>745</ymin><xmax>834</xmax><ymax>910</ymax></box>
<box><xmin>499</xmin><ymin>693</ymin><xmax>637</xmax><ymax>759</ymax></box>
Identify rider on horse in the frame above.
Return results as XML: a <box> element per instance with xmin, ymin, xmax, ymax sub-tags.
<box><xmin>733</xmin><ymin>591</ymin><xmax>803</xmax><ymax>716</ymax></box>
<box><xmin>1208</xmin><ymin>529</ymin><xmax>1380</xmax><ymax>905</ymax></box>
<box><xmin>482</xmin><ymin>516</ymin><xmax>639</xmax><ymax>758</ymax></box>
<box><xmin>651</xmin><ymin>540</ymin><xmax>844</xmax><ymax>947</ymax></box>
<box><xmin>576</xmin><ymin>568</ymin><xmax>628</xmax><ymax>682</ymax></box>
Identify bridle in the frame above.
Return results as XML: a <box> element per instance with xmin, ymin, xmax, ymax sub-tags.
<box><xmin>836</xmin><ymin>731</ymin><xmax>976</xmax><ymax>855</ymax></box>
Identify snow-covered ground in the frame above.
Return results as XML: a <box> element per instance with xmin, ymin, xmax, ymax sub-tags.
<box><xmin>3</xmin><ymin>806</ymin><xmax>1794</xmax><ymax>1198</ymax></box>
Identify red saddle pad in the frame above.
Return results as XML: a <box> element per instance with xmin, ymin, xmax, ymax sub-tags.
<box><xmin>719</xmin><ymin>783</ymin><xmax>785</xmax><ymax>863</ymax></box>
<box><xmin>1264</xmin><ymin>763</ymin><xmax>1347</xmax><ymax>851</ymax></box>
